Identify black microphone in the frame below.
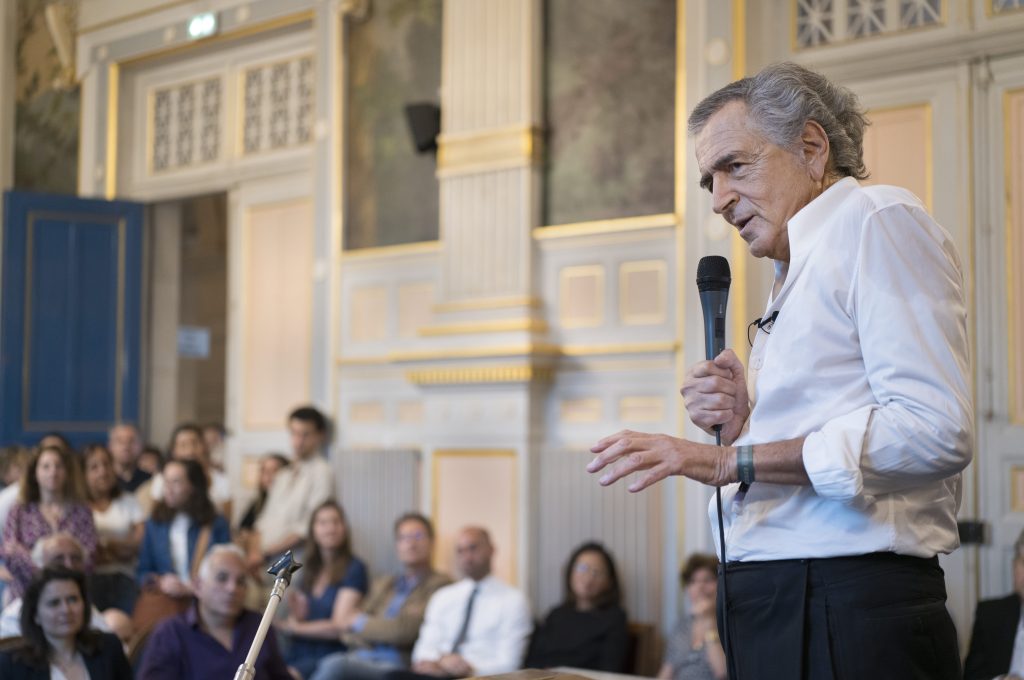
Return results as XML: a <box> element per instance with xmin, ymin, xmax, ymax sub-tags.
<box><xmin>697</xmin><ymin>255</ymin><xmax>731</xmax><ymax>363</ymax></box>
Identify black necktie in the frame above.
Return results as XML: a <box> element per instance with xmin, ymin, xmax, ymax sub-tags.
<box><xmin>449</xmin><ymin>583</ymin><xmax>479</xmax><ymax>653</ymax></box>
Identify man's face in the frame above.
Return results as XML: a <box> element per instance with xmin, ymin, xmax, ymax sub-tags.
<box><xmin>454</xmin><ymin>529</ymin><xmax>493</xmax><ymax>581</ymax></box>
<box><xmin>197</xmin><ymin>553</ymin><xmax>248</xmax><ymax>620</ymax></box>
<box><xmin>288</xmin><ymin>418</ymin><xmax>324</xmax><ymax>460</ymax></box>
<box><xmin>395</xmin><ymin>519</ymin><xmax>433</xmax><ymax>569</ymax></box>
<box><xmin>108</xmin><ymin>425</ymin><xmax>141</xmax><ymax>466</ymax></box>
<box><xmin>42</xmin><ymin>537</ymin><xmax>86</xmax><ymax>571</ymax></box>
<box><xmin>695</xmin><ymin>100</ymin><xmax>822</xmax><ymax>263</ymax></box>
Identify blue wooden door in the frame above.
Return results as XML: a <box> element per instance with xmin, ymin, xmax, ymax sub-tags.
<box><xmin>1</xmin><ymin>191</ymin><xmax>144</xmax><ymax>448</ymax></box>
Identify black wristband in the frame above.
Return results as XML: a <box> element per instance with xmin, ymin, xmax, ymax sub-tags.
<box><xmin>737</xmin><ymin>445</ymin><xmax>755</xmax><ymax>485</ymax></box>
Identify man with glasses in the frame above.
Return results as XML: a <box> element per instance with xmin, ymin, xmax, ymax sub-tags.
<box><xmin>310</xmin><ymin>513</ymin><xmax>451</xmax><ymax>680</ymax></box>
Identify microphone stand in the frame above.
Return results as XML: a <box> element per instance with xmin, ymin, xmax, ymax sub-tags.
<box><xmin>233</xmin><ymin>551</ymin><xmax>302</xmax><ymax>680</ymax></box>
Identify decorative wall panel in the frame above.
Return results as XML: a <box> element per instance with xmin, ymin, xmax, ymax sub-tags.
<box><xmin>559</xmin><ymin>265</ymin><xmax>605</xmax><ymax>329</ymax></box>
<box><xmin>795</xmin><ymin>0</ymin><xmax>943</xmax><ymax>49</ymax></box>
<box><xmin>240</xmin><ymin>55</ymin><xmax>314</xmax><ymax>156</ymax></box>
<box><xmin>242</xmin><ymin>198</ymin><xmax>313</xmax><ymax>428</ymax></box>
<box><xmin>149</xmin><ymin>76</ymin><xmax>223</xmax><ymax>173</ymax></box>
<box><xmin>441</xmin><ymin>168</ymin><xmax>530</xmax><ymax>300</ymax></box>
<box><xmin>349</xmin><ymin>285</ymin><xmax>389</xmax><ymax>343</ymax></box>
<box><xmin>862</xmin><ymin>103</ymin><xmax>932</xmax><ymax>210</ymax></box>
<box><xmin>338</xmin><ymin>448</ymin><xmax>421</xmax><ymax>576</ymax></box>
<box><xmin>1008</xmin><ymin>89</ymin><xmax>1024</xmax><ymax>424</ymax></box>
<box><xmin>619</xmin><ymin>260</ymin><xmax>667</xmax><ymax>326</ymax></box>
<box><xmin>433</xmin><ymin>450</ymin><xmax>518</xmax><ymax>584</ymax></box>
<box><xmin>535</xmin><ymin>448</ymin><xmax>663</xmax><ymax>623</ymax></box>
<box><xmin>397</xmin><ymin>282</ymin><xmax>435</xmax><ymax>338</ymax></box>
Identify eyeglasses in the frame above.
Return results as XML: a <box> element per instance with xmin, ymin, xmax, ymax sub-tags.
<box><xmin>574</xmin><ymin>563</ymin><xmax>607</xmax><ymax>578</ymax></box>
<box><xmin>747</xmin><ymin>310</ymin><xmax>779</xmax><ymax>347</ymax></box>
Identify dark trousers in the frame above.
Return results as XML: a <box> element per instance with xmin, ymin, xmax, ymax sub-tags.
<box><xmin>717</xmin><ymin>552</ymin><xmax>960</xmax><ymax>680</ymax></box>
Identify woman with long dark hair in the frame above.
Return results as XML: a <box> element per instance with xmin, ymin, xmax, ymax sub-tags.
<box><xmin>1</xmin><ymin>445</ymin><xmax>97</xmax><ymax>598</ymax></box>
<box><xmin>525</xmin><ymin>541</ymin><xmax>629</xmax><ymax>671</ymax></box>
<box><xmin>136</xmin><ymin>458</ymin><xmax>230</xmax><ymax>598</ymax></box>
<box><xmin>279</xmin><ymin>500</ymin><xmax>368</xmax><ymax>679</ymax></box>
<box><xmin>150</xmin><ymin>423</ymin><xmax>233</xmax><ymax>518</ymax></box>
<box><xmin>83</xmin><ymin>443</ymin><xmax>144</xmax><ymax>614</ymax></box>
<box><xmin>0</xmin><ymin>566</ymin><xmax>131</xmax><ymax>679</ymax></box>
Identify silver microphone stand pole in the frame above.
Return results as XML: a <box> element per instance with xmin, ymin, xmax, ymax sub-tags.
<box><xmin>233</xmin><ymin>551</ymin><xmax>302</xmax><ymax>680</ymax></box>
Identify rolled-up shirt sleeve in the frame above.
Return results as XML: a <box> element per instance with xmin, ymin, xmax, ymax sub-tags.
<box><xmin>802</xmin><ymin>203</ymin><xmax>973</xmax><ymax>503</ymax></box>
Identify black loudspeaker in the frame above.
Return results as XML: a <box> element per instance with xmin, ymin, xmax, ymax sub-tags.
<box><xmin>404</xmin><ymin>102</ymin><xmax>440</xmax><ymax>154</ymax></box>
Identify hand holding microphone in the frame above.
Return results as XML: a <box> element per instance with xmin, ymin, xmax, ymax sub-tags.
<box><xmin>682</xmin><ymin>256</ymin><xmax>749</xmax><ymax>446</ymax></box>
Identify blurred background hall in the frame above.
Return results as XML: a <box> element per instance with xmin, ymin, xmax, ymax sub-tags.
<box><xmin>0</xmin><ymin>0</ymin><xmax>1022</xmax><ymax>666</ymax></box>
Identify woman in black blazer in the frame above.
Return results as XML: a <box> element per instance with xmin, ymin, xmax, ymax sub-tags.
<box><xmin>0</xmin><ymin>565</ymin><xmax>132</xmax><ymax>679</ymax></box>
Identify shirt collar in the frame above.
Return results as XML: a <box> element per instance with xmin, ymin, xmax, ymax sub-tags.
<box><xmin>771</xmin><ymin>176</ymin><xmax>860</xmax><ymax>306</ymax></box>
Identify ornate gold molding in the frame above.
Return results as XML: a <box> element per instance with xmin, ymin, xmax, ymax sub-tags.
<box><xmin>340</xmin><ymin>240</ymin><xmax>441</xmax><ymax>260</ymax></box>
<box><xmin>418</xmin><ymin>318</ymin><xmax>548</xmax><ymax>337</ymax></box>
<box><xmin>335</xmin><ymin>340</ymin><xmax>679</xmax><ymax>366</ymax></box>
<box><xmin>436</xmin><ymin>125</ymin><xmax>543</xmax><ymax>175</ymax></box>
<box><xmin>432</xmin><ymin>295</ymin><xmax>541</xmax><ymax>313</ymax></box>
<box><xmin>407</xmin><ymin>364</ymin><xmax>553</xmax><ymax>385</ymax></box>
<box><xmin>534</xmin><ymin>213</ymin><xmax>677</xmax><ymax>240</ymax></box>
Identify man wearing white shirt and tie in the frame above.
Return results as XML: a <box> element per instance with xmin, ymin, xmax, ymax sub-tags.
<box><xmin>397</xmin><ymin>526</ymin><xmax>531</xmax><ymax>679</ymax></box>
<box><xmin>964</xmin><ymin>528</ymin><xmax>1024</xmax><ymax>680</ymax></box>
<box><xmin>589</xmin><ymin>62</ymin><xmax>972</xmax><ymax>680</ymax></box>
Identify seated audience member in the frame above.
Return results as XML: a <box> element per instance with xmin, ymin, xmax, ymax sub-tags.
<box><xmin>203</xmin><ymin>422</ymin><xmax>228</xmax><ymax>473</ymax></box>
<box><xmin>390</xmin><ymin>527</ymin><xmax>531</xmax><ymax>680</ymax></box>
<box><xmin>0</xmin><ymin>533</ymin><xmax>119</xmax><ymax>638</ymax></box>
<box><xmin>84</xmin><ymin>443</ymin><xmax>145</xmax><ymax>614</ymax></box>
<box><xmin>964</xmin><ymin>528</ymin><xmax>1024</xmax><ymax>680</ymax></box>
<box><xmin>109</xmin><ymin>423</ymin><xmax>151</xmax><ymax>493</ymax></box>
<box><xmin>151</xmin><ymin>423</ymin><xmax>233</xmax><ymax>517</ymax></box>
<box><xmin>2</xmin><ymin>445</ymin><xmax>97</xmax><ymax>598</ymax></box>
<box><xmin>280</xmin><ymin>500</ymin><xmax>369</xmax><ymax>678</ymax></box>
<box><xmin>239</xmin><ymin>453</ymin><xmax>290</xmax><ymax>533</ymax></box>
<box><xmin>657</xmin><ymin>553</ymin><xmax>726</xmax><ymax>680</ymax></box>
<box><xmin>0</xmin><ymin>445</ymin><xmax>30</xmax><ymax>490</ymax></box>
<box><xmin>309</xmin><ymin>512</ymin><xmax>452</xmax><ymax>680</ymax></box>
<box><xmin>136</xmin><ymin>459</ymin><xmax>231</xmax><ymax>599</ymax></box>
<box><xmin>137</xmin><ymin>445</ymin><xmax>164</xmax><ymax>477</ymax></box>
<box><xmin>525</xmin><ymin>541</ymin><xmax>628</xmax><ymax>672</ymax></box>
<box><xmin>38</xmin><ymin>433</ymin><xmax>75</xmax><ymax>455</ymax></box>
<box><xmin>138</xmin><ymin>544</ymin><xmax>292</xmax><ymax>679</ymax></box>
<box><xmin>0</xmin><ymin>446</ymin><xmax>31</xmax><ymax>600</ymax></box>
<box><xmin>252</xmin><ymin>406</ymin><xmax>335</xmax><ymax>568</ymax></box>
<box><xmin>0</xmin><ymin>566</ymin><xmax>131</xmax><ymax>679</ymax></box>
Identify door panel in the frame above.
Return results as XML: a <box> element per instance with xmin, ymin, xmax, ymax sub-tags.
<box><xmin>1</xmin><ymin>191</ymin><xmax>143</xmax><ymax>447</ymax></box>
<box><xmin>978</xmin><ymin>52</ymin><xmax>1024</xmax><ymax>601</ymax></box>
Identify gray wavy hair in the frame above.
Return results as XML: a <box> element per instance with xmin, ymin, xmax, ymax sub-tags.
<box><xmin>688</xmin><ymin>62</ymin><xmax>869</xmax><ymax>180</ymax></box>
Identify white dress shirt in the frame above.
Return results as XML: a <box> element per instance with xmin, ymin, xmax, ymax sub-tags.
<box><xmin>1009</xmin><ymin>611</ymin><xmax>1024</xmax><ymax>678</ymax></box>
<box><xmin>711</xmin><ymin>177</ymin><xmax>973</xmax><ymax>561</ymax></box>
<box><xmin>255</xmin><ymin>455</ymin><xmax>335</xmax><ymax>550</ymax></box>
<box><xmin>412</xmin><ymin>575</ymin><xmax>532</xmax><ymax>676</ymax></box>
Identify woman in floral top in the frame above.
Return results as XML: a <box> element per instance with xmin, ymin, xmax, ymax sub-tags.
<box><xmin>2</xmin><ymin>444</ymin><xmax>97</xmax><ymax>597</ymax></box>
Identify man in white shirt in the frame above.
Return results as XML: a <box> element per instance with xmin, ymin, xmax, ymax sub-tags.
<box><xmin>399</xmin><ymin>527</ymin><xmax>531</xmax><ymax>679</ymax></box>
<box><xmin>249</xmin><ymin>406</ymin><xmax>335</xmax><ymax>568</ymax></box>
<box><xmin>589</xmin><ymin>62</ymin><xmax>971</xmax><ymax>680</ymax></box>
<box><xmin>964</xmin><ymin>528</ymin><xmax>1024</xmax><ymax>680</ymax></box>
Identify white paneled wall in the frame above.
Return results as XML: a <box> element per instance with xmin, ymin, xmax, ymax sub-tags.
<box><xmin>338</xmin><ymin>448</ymin><xmax>422</xmax><ymax>577</ymax></box>
<box><xmin>535</xmin><ymin>448</ymin><xmax>663</xmax><ymax>623</ymax></box>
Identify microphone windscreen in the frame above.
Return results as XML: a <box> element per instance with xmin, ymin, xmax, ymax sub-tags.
<box><xmin>696</xmin><ymin>255</ymin><xmax>731</xmax><ymax>292</ymax></box>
